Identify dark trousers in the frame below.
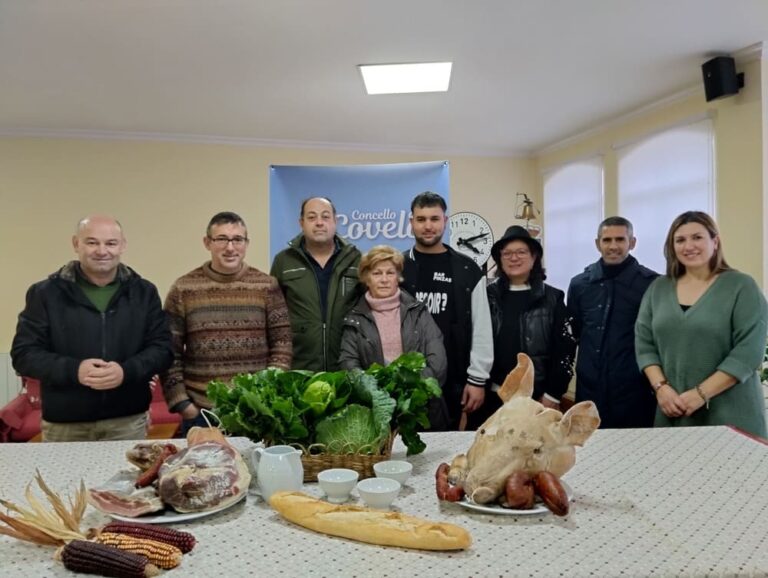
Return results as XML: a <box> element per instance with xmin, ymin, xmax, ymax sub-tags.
<box><xmin>466</xmin><ymin>391</ymin><xmax>502</xmax><ymax>431</ymax></box>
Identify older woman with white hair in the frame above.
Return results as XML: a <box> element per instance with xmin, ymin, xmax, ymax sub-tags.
<box><xmin>338</xmin><ymin>245</ymin><xmax>448</xmax><ymax>426</ymax></box>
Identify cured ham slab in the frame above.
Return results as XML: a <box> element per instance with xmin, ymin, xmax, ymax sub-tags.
<box><xmin>158</xmin><ymin>441</ymin><xmax>251</xmax><ymax>513</ymax></box>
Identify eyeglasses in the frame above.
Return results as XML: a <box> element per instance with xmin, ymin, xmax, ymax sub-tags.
<box><xmin>501</xmin><ymin>249</ymin><xmax>531</xmax><ymax>259</ymax></box>
<box><xmin>209</xmin><ymin>236</ymin><xmax>249</xmax><ymax>248</ymax></box>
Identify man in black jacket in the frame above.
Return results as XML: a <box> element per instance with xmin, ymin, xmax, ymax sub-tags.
<box><xmin>567</xmin><ymin>216</ymin><xmax>658</xmax><ymax>428</ymax></box>
<box><xmin>11</xmin><ymin>215</ymin><xmax>173</xmax><ymax>441</ymax></box>
<box><xmin>401</xmin><ymin>192</ymin><xmax>493</xmax><ymax>430</ymax></box>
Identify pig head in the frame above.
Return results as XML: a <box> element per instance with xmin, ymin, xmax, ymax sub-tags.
<box><xmin>448</xmin><ymin>353</ymin><xmax>600</xmax><ymax>504</ymax></box>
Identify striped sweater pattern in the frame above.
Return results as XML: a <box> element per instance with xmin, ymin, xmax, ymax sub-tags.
<box><xmin>162</xmin><ymin>262</ymin><xmax>292</xmax><ymax>410</ymax></box>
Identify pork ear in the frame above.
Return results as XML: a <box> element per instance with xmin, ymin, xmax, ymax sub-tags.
<box><xmin>559</xmin><ymin>401</ymin><xmax>600</xmax><ymax>446</ymax></box>
<box><xmin>497</xmin><ymin>353</ymin><xmax>534</xmax><ymax>403</ymax></box>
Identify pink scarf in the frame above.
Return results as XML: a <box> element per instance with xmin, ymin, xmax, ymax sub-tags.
<box><xmin>365</xmin><ymin>290</ymin><xmax>403</xmax><ymax>364</ymax></box>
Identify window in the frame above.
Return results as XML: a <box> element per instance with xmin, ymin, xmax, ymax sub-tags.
<box><xmin>543</xmin><ymin>158</ymin><xmax>604</xmax><ymax>293</ymax></box>
<box><xmin>617</xmin><ymin>118</ymin><xmax>714</xmax><ymax>273</ymax></box>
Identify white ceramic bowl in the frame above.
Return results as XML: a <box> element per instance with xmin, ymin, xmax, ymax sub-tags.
<box><xmin>373</xmin><ymin>460</ymin><xmax>413</xmax><ymax>485</ymax></box>
<box><xmin>356</xmin><ymin>477</ymin><xmax>401</xmax><ymax>509</ymax></box>
<box><xmin>317</xmin><ymin>468</ymin><xmax>359</xmax><ymax>503</ymax></box>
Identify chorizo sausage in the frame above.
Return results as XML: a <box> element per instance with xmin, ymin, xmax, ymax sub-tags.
<box><xmin>533</xmin><ymin>471</ymin><xmax>569</xmax><ymax>516</ymax></box>
<box><xmin>135</xmin><ymin>444</ymin><xmax>177</xmax><ymax>488</ymax></box>
<box><xmin>435</xmin><ymin>463</ymin><xmax>465</xmax><ymax>502</ymax></box>
<box><xmin>502</xmin><ymin>472</ymin><xmax>535</xmax><ymax>509</ymax></box>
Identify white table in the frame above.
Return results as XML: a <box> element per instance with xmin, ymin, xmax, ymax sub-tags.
<box><xmin>2</xmin><ymin>427</ymin><xmax>768</xmax><ymax>577</ymax></box>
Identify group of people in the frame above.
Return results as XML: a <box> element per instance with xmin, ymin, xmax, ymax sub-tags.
<box><xmin>11</xmin><ymin>192</ymin><xmax>768</xmax><ymax>443</ymax></box>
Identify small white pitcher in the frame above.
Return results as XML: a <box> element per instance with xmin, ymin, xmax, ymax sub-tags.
<box><xmin>251</xmin><ymin>445</ymin><xmax>304</xmax><ymax>501</ymax></box>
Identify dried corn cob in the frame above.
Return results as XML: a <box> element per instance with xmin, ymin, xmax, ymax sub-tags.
<box><xmin>95</xmin><ymin>532</ymin><xmax>182</xmax><ymax>569</ymax></box>
<box><xmin>58</xmin><ymin>539</ymin><xmax>160</xmax><ymax>577</ymax></box>
<box><xmin>98</xmin><ymin>520</ymin><xmax>197</xmax><ymax>553</ymax></box>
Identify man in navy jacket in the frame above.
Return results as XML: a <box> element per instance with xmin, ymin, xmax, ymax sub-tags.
<box><xmin>567</xmin><ymin>217</ymin><xmax>658</xmax><ymax>428</ymax></box>
<box><xmin>11</xmin><ymin>215</ymin><xmax>172</xmax><ymax>441</ymax></box>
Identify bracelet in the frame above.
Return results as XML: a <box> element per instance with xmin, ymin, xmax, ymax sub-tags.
<box><xmin>695</xmin><ymin>384</ymin><xmax>710</xmax><ymax>409</ymax></box>
<box><xmin>651</xmin><ymin>380</ymin><xmax>669</xmax><ymax>395</ymax></box>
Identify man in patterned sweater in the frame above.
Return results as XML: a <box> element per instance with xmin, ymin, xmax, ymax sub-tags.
<box><xmin>162</xmin><ymin>211</ymin><xmax>292</xmax><ymax>435</ymax></box>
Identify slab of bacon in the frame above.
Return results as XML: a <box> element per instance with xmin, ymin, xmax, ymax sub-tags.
<box><xmin>87</xmin><ymin>470</ymin><xmax>165</xmax><ymax>517</ymax></box>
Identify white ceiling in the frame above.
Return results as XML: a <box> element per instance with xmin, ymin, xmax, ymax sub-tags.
<box><xmin>2</xmin><ymin>0</ymin><xmax>767</xmax><ymax>156</ymax></box>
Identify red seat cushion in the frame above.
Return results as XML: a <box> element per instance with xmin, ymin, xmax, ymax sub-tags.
<box><xmin>0</xmin><ymin>394</ymin><xmax>41</xmax><ymax>442</ymax></box>
<box><xmin>0</xmin><ymin>376</ymin><xmax>181</xmax><ymax>442</ymax></box>
<box><xmin>149</xmin><ymin>376</ymin><xmax>181</xmax><ymax>426</ymax></box>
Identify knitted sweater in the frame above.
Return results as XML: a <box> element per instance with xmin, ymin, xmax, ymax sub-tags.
<box><xmin>162</xmin><ymin>262</ymin><xmax>292</xmax><ymax>410</ymax></box>
<box><xmin>635</xmin><ymin>270</ymin><xmax>768</xmax><ymax>437</ymax></box>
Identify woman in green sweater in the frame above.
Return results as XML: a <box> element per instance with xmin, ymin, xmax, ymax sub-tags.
<box><xmin>635</xmin><ymin>211</ymin><xmax>767</xmax><ymax>437</ymax></box>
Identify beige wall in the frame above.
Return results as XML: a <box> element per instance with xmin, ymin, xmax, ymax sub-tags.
<box><xmin>0</xmin><ymin>140</ymin><xmax>535</xmax><ymax>352</ymax></box>
<box><xmin>1</xmin><ymin>58</ymin><xmax>764</xmax><ymax>355</ymax></box>
<box><xmin>534</xmin><ymin>59</ymin><xmax>765</xmax><ymax>287</ymax></box>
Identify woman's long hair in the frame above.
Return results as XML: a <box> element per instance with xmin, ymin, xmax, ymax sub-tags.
<box><xmin>663</xmin><ymin>211</ymin><xmax>732</xmax><ymax>278</ymax></box>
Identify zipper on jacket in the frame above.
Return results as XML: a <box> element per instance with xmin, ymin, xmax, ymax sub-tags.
<box><xmin>322</xmin><ymin>322</ymin><xmax>328</xmax><ymax>370</ymax></box>
<box><xmin>101</xmin><ymin>311</ymin><xmax>107</xmax><ymax>359</ymax></box>
<box><xmin>101</xmin><ymin>311</ymin><xmax>108</xmax><ymax>414</ymax></box>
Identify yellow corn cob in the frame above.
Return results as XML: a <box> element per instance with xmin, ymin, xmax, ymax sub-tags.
<box><xmin>95</xmin><ymin>532</ymin><xmax>183</xmax><ymax>569</ymax></box>
<box><xmin>101</xmin><ymin>520</ymin><xmax>196</xmax><ymax>553</ymax></box>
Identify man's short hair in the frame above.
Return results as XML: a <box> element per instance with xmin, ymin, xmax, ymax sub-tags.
<box><xmin>76</xmin><ymin>216</ymin><xmax>123</xmax><ymax>235</ymax></box>
<box><xmin>300</xmin><ymin>197</ymin><xmax>337</xmax><ymax>217</ymax></box>
<box><xmin>207</xmin><ymin>211</ymin><xmax>247</xmax><ymax>236</ymax></box>
<box><xmin>597</xmin><ymin>216</ymin><xmax>634</xmax><ymax>239</ymax></box>
<box><xmin>410</xmin><ymin>191</ymin><xmax>446</xmax><ymax>214</ymax></box>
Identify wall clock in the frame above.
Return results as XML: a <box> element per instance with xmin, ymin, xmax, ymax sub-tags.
<box><xmin>448</xmin><ymin>211</ymin><xmax>494</xmax><ymax>267</ymax></box>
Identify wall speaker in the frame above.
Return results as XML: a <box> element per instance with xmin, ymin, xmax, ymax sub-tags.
<box><xmin>701</xmin><ymin>56</ymin><xmax>744</xmax><ymax>102</ymax></box>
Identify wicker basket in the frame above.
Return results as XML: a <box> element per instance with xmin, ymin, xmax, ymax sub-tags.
<box><xmin>280</xmin><ymin>431</ymin><xmax>396</xmax><ymax>482</ymax></box>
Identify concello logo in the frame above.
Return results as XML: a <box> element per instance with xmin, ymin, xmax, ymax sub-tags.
<box><xmin>336</xmin><ymin>209</ymin><xmax>413</xmax><ymax>241</ymax></box>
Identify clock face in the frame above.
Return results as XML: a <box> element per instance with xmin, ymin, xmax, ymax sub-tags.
<box><xmin>448</xmin><ymin>211</ymin><xmax>494</xmax><ymax>266</ymax></box>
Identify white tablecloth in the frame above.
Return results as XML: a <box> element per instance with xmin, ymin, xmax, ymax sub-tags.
<box><xmin>2</xmin><ymin>426</ymin><xmax>768</xmax><ymax>577</ymax></box>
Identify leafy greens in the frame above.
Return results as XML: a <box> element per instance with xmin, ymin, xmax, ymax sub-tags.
<box><xmin>206</xmin><ymin>352</ymin><xmax>441</xmax><ymax>456</ymax></box>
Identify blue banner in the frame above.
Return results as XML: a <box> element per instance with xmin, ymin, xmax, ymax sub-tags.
<box><xmin>269</xmin><ymin>161</ymin><xmax>450</xmax><ymax>260</ymax></box>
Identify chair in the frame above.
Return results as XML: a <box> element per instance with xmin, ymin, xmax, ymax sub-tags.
<box><xmin>0</xmin><ymin>376</ymin><xmax>181</xmax><ymax>442</ymax></box>
<box><xmin>147</xmin><ymin>375</ymin><xmax>182</xmax><ymax>438</ymax></box>
<box><xmin>0</xmin><ymin>377</ymin><xmax>42</xmax><ymax>442</ymax></box>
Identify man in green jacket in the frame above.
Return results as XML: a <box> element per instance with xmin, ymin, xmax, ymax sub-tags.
<box><xmin>270</xmin><ymin>197</ymin><xmax>362</xmax><ymax>371</ymax></box>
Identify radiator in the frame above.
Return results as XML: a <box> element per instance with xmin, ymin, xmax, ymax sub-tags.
<box><xmin>0</xmin><ymin>353</ymin><xmax>22</xmax><ymax>407</ymax></box>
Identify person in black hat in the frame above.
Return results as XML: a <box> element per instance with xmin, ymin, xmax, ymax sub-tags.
<box><xmin>467</xmin><ymin>225</ymin><xmax>576</xmax><ymax>429</ymax></box>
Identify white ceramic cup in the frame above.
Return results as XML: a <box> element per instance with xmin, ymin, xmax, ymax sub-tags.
<box><xmin>373</xmin><ymin>460</ymin><xmax>413</xmax><ymax>485</ymax></box>
<box><xmin>317</xmin><ymin>468</ymin><xmax>359</xmax><ymax>503</ymax></box>
<box><xmin>357</xmin><ymin>477</ymin><xmax>401</xmax><ymax>509</ymax></box>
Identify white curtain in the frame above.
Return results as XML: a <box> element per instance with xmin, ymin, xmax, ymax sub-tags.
<box><xmin>543</xmin><ymin>158</ymin><xmax>604</xmax><ymax>294</ymax></box>
<box><xmin>617</xmin><ymin>118</ymin><xmax>714</xmax><ymax>274</ymax></box>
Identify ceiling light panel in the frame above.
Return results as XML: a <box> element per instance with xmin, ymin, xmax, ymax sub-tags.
<box><xmin>359</xmin><ymin>62</ymin><xmax>452</xmax><ymax>95</ymax></box>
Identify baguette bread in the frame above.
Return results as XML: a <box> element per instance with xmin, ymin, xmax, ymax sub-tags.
<box><xmin>269</xmin><ymin>491</ymin><xmax>471</xmax><ymax>551</ymax></box>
